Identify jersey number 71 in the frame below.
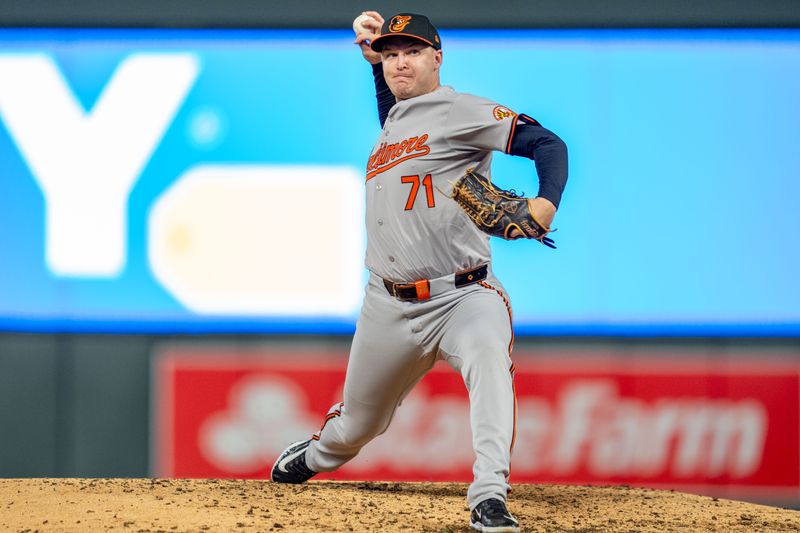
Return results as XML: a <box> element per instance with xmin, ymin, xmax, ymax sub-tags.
<box><xmin>401</xmin><ymin>174</ymin><xmax>435</xmax><ymax>210</ymax></box>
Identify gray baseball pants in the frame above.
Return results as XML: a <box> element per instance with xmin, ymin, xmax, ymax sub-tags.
<box><xmin>304</xmin><ymin>267</ymin><xmax>516</xmax><ymax>510</ymax></box>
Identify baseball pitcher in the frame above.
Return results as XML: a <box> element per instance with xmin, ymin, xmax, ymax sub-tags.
<box><xmin>272</xmin><ymin>12</ymin><xmax>568</xmax><ymax>533</ymax></box>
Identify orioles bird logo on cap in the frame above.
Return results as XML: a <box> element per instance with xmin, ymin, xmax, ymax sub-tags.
<box><xmin>389</xmin><ymin>15</ymin><xmax>412</xmax><ymax>32</ymax></box>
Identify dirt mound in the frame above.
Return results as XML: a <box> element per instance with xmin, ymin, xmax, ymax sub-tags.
<box><xmin>1</xmin><ymin>478</ymin><xmax>798</xmax><ymax>532</ymax></box>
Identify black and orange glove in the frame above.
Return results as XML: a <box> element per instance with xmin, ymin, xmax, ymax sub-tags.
<box><xmin>451</xmin><ymin>168</ymin><xmax>556</xmax><ymax>247</ymax></box>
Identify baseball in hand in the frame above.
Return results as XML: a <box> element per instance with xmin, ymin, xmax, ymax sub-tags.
<box><xmin>353</xmin><ymin>13</ymin><xmax>373</xmax><ymax>34</ymax></box>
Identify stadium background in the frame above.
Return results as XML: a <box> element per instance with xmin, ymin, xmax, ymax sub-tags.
<box><xmin>1</xmin><ymin>0</ymin><xmax>798</xmax><ymax>508</ymax></box>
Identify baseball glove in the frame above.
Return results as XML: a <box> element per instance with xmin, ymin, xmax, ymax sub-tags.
<box><xmin>451</xmin><ymin>168</ymin><xmax>556</xmax><ymax>247</ymax></box>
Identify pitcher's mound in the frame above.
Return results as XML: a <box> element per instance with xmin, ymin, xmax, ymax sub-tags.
<box><xmin>1</xmin><ymin>478</ymin><xmax>798</xmax><ymax>532</ymax></box>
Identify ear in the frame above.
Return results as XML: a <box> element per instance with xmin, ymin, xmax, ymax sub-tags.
<box><xmin>433</xmin><ymin>50</ymin><xmax>443</xmax><ymax>70</ymax></box>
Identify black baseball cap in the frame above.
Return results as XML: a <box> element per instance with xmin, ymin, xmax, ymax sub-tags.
<box><xmin>370</xmin><ymin>13</ymin><xmax>441</xmax><ymax>52</ymax></box>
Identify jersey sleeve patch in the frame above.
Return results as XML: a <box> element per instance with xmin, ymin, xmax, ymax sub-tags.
<box><xmin>492</xmin><ymin>105</ymin><xmax>517</xmax><ymax>121</ymax></box>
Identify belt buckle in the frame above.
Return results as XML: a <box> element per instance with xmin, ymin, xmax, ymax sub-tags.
<box><xmin>391</xmin><ymin>279</ymin><xmax>430</xmax><ymax>301</ymax></box>
<box><xmin>395</xmin><ymin>282</ymin><xmax>416</xmax><ymax>301</ymax></box>
<box><xmin>414</xmin><ymin>279</ymin><xmax>430</xmax><ymax>301</ymax></box>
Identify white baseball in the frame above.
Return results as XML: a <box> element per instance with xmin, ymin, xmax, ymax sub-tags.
<box><xmin>352</xmin><ymin>13</ymin><xmax>373</xmax><ymax>34</ymax></box>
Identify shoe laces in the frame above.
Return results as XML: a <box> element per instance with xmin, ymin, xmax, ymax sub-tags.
<box><xmin>482</xmin><ymin>498</ymin><xmax>509</xmax><ymax>518</ymax></box>
<box><xmin>290</xmin><ymin>452</ymin><xmax>315</xmax><ymax>476</ymax></box>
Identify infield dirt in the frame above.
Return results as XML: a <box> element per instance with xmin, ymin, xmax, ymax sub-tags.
<box><xmin>1</xmin><ymin>478</ymin><xmax>798</xmax><ymax>532</ymax></box>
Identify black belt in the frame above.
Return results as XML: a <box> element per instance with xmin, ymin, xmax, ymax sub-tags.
<box><xmin>383</xmin><ymin>264</ymin><xmax>489</xmax><ymax>301</ymax></box>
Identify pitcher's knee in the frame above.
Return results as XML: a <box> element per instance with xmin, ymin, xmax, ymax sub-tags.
<box><xmin>455</xmin><ymin>333</ymin><xmax>509</xmax><ymax>365</ymax></box>
<box><xmin>338</xmin><ymin>413</ymin><xmax>391</xmax><ymax>449</ymax></box>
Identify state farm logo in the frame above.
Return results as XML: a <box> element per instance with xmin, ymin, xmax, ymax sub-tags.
<box><xmin>514</xmin><ymin>381</ymin><xmax>768</xmax><ymax>479</ymax></box>
<box><xmin>192</xmin><ymin>374</ymin><xmax>769</xmax><ymax>480</ymax></box>
<box><xmin>198</xmin><ymin>375</ymin><xmax>318</xmax><ymax>474</ymax></box>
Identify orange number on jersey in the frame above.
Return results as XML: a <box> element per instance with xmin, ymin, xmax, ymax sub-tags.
<box><xmin>401</xmin><ymin>174</ymin><xmax>435</xmax><ymax>210</ymax></box>
<box><xmin>401</xmin><ymin>175</ymin><xmax>420</xmax><ymax>210</ymax></box>
<box><xmin>422</xmin><ymin>174</ymin><xmax>435</xmax><ymax>208</ymax></box>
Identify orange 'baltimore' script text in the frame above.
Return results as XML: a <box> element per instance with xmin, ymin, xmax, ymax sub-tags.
<box><xmin>366</xmin><ymin>134</ymin><xmax>430</xmax><ymax>180</ymax></box>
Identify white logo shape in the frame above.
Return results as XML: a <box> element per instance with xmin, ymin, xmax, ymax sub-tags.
<box><xmin>199</xmin><ymin>376</ymin><xmax>318</xmax><ymax>474</ymax></box>
<box><xmin>0</xmin><ymin>53</ymin><xmax>199</xmax><ymax>277</ymax></box>
<box><xmin>277</xmin><ymin>442</ymin><xmax>309</xmax><ymax>473</ymax></box>
<box><xmin>148</xmin><ymin>164</ymin><xmax>364</xmax><ymax>315</ymax></box>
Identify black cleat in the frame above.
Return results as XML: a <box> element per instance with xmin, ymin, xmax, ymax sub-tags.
<box><xmin>470</xmin><ymin>498</ymin><xmax>520</xmax><ymax>532</ymax></box>
<box><xmin>270</xmin><ymin>439</ymin><xmax>317</xmax><ymax>484</ymax></box>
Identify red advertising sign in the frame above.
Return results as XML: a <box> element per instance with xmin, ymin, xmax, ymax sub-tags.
<box><xmin>153</xmin><ymin>346</ymin><xmax>800</xmax><ymax>502</ymax></box>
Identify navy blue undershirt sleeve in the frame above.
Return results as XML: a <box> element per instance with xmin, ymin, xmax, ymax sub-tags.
<box><xmin>372</xmin><ymin>63</ymin><xmax>394</xmax><ymax>127</ymax></box>
<box><xmin>508</xmin><ymin>119</ymin><xmax>569</xmax><ymax>209</ymax></box>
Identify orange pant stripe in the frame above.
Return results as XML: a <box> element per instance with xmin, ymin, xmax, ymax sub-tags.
<box><xmin>478</xmin><ymin>280</ymin><xmax>517</xmax><ymax>454</ymax></box>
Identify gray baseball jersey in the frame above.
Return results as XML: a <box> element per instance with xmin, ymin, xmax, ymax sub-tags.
<box><xmin>364</xmin><ymin>85</ymin><xmax>516</xmax><ymax>281</ymax></box>
<box><xmin>304</xmin><ymin>85</ymin><xmax>519</xmax><ymax>510</ymax></box>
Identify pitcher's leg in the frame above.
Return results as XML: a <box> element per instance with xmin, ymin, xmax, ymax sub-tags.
<box><xmin>305</xmin><ymin>287</ymin><xmax>433</xmax><ymax>473</ymax></box>
<box><xmin>439</xmin><ymin>285</ymin><xmax>516</xmax><ymax>510</ymax></box>
<box><xmin>306</xmin><ymin>349</ymin><xmax>433</xmax><ymax>472</ymax></box>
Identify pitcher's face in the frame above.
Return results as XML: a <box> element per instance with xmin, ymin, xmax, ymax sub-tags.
<box><xmin>381</xmin><ymin>39</ymin><xmax>442</xmax><ymax>100</ymax></box>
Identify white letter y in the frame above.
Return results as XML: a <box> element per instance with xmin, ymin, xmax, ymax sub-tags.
<box><xmin>0</xmin><ymin>53</ymin><xmax>199</xmax><ymax>276</ymax></box>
